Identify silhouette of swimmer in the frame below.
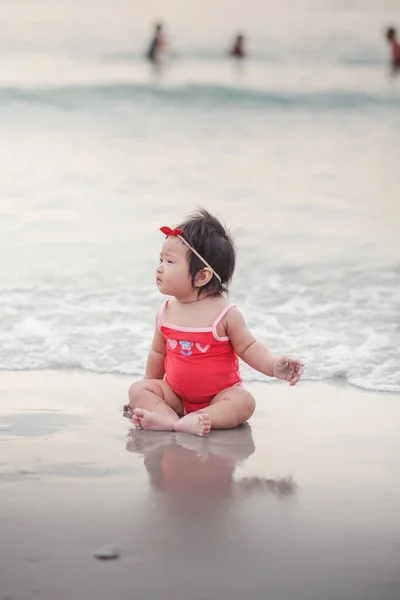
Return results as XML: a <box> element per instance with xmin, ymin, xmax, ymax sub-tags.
<box><xmin>146</xmin><ymin>22</ymin><xmax>167</xmax><ymax>64</ymax></box>
<box><xmin>230</xmin><ymin>34</ymin><xmax>246</xmax><ymax>58</ymax></box>
<box><xmin>126</xmin><ymin>424</ymin><xmax>296</xmax><ymax>516</ymax></box>
<box><xmin>386</xmin><ymin>26</ymin><xmax>400</xmax><ymax>74</ymax></box>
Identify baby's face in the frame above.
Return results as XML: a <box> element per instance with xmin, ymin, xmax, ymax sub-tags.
<box><xmin>156</xmin><ymin>237</ymin><xmax>192</xmax><ymax>298</ymax></box>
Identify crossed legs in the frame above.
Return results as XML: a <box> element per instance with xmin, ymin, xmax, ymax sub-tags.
<box><xmin>128</xmin><ymin>379</ymin><xmax>255</xmax><ymax>437</ymax></box>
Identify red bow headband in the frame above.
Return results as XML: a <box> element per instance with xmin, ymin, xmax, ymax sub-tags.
<box><xmin>160</xmin><ymin>226</ymin><xmax>222</xmax><ymax>283</ymax></box>
<box><xmin>160</xmin><ymin>227</ymin><xmax>183</xmax><ymax>236</ymax></box>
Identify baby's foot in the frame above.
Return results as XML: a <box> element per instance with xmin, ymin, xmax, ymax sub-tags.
<box><xmin>174</xmin><ymin>413</ymin><xmax>211</xmax><ymax>437</ymax></box>
<box><xmin>133</xmin><ymin>408</ymin><xmax>176</xmax><ymax>432</ymax></box>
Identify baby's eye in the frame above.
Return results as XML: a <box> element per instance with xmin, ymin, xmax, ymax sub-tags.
<box><xmin>159</xmin><ymin>258</ymin><xmax>163</xmax><ymax>264</ymax></box>
<box><xmin>166</xmin><ymin>259</ymin><xmax>173</xmax><ymax>264</ymax></box>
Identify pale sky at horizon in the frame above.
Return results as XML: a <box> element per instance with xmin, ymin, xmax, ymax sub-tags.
<box><xmin>2</xmin><ymin>0</ymin><xmax>399</xmax><ymax>50</ymax></box>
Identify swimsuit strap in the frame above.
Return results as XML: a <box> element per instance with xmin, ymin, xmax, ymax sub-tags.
<box><xmin>157</xmin><ymin>300</ymin><xmax>169</xmax><ymax>331</ymax></box>
<box><xmin>158</xmin><ymin>300</ymin><xmax>235</xmax><ymax>339</ymax></box>
<box><xmin>212</xmin><ymin>303</ymin><xmax>236</xmax><ymax>341</ymax></box>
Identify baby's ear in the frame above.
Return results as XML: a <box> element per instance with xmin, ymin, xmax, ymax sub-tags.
<box><xmin>194</xmin><ymin>268</ymin><xmax>213</xmax><ymax>288</ymax></box>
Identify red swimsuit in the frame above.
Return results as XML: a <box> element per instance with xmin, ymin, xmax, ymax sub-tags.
<box><xmin>158</xmin><ymin>301</ymin><xmax>242</xmax><ymax>413</ymax></box>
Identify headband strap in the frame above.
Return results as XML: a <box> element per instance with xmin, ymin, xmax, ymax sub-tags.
<box><xmin>160</xmin><ymin>226</ymin><xmax>222</xmax><ymax>284</ymax></box>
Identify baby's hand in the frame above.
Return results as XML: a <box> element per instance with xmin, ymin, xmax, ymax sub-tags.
<box><xmin>272</xmin><ymin>356</ymin><xmax>304</xmax><ymax>386</ymax></box>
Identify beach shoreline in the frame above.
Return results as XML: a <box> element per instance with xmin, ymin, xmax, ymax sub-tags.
<box><xmin>1</xmin><ymin>370</ymin><xmax>399</xmax><ymax>600</ymax></box>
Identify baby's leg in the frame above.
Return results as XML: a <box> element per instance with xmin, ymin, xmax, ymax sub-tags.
<box><xmin>128</xmin><ymin>379</ymin><xmax>184</xmax><ymax>431</ymax></box>
<box><xmin>174</xmin><ymin>387</ymin><xmax>255</xmax><ymax>435</ymax></box>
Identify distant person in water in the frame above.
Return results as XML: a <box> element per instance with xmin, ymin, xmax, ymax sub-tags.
<box><xmin>146</xmin><ymin>22</ymin><xmax>166</xmax><ymax>64</ymax></box>
<box><xmin>230</xmin><ymin>34</ymin><xmax>246</xmax><ymax>58</ymax></box>
<box><xmin>385</xmin><ymin>26</ymin><xmax>400</xmax><ymax>74</ymax></box>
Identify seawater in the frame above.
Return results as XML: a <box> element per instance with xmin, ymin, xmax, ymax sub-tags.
<box><xmin>1</xmin><ymin>1</ymin><xmax>399</xmax><ymax>392</ymax></box>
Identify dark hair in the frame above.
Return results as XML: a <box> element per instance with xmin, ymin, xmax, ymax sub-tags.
<box><xmin>386</xmin><ymin>26</ymin><xmax>396</xmax><ymax>41</ymax></box>
<box><xmin>176</xmin><ymin>208</ymin><xmax>236</xmax><ymax>297</ymax></box>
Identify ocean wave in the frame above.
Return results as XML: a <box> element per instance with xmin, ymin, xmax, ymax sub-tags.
<box><xmin>1</xmin><ymin>268</ymin><xmax>399</xmax><ymax>393</ymax></box>
<box><xmin>1</xmin><ymin>82</ymin><xmax>399</xmax><ymax>111</ymax></box>
<box><xmin>0</xmin><ymin>364</ymin><xmax>398</xmax><ymax>393</ymax></box>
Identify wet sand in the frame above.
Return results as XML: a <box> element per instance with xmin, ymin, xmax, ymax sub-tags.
<box><xmin>0</xmin><ymin>371</ymin><xmax>399</xmax><ymax>600</ymax></box>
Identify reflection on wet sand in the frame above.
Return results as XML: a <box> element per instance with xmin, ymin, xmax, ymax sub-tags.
<box><xmin>126</xmin><ymin>424</ymin><xmax>296</xmax><ymax>516</ymax></box>
<box><xmin>1</xmin><ymin>374</ymin><xmax>399</xmax><ymax>600</ymax></box>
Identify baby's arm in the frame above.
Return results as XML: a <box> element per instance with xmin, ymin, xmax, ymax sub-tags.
<box><xmin>226</xmin><ymin>308</ymin><xmax>303</xmax><ymax>385</ymax></box>
<box><xmin>144</xmin><ymin>316</ymin><xmax>166</xmax><ymax>380</ymax></box>
<box><xmin>226</xmin><ymin>308</ymin><xmax>274</xmax><ymax>376</ymax></box>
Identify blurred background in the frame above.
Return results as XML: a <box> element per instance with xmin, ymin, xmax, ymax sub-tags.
<box><xmin>1</xmin><ymin>0</ymin><xmax>399</xmax><ymax>391</ymax></box>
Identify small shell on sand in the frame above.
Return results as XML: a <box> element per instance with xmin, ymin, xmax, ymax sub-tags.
<box><xmin>94</xmin><ymin>545</ymin><xmax>120</xmax><ymax>560</ymax></box>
